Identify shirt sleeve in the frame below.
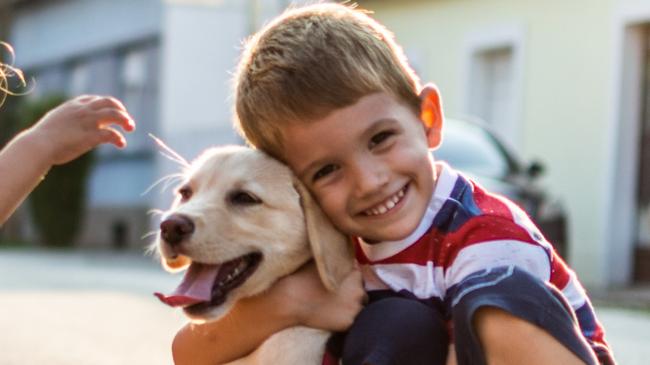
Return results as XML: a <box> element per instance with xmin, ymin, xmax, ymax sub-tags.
<box><xmin>443</xmin><ymin>214</ymin><xmax>553</xmax><ymax>291</ymax></box>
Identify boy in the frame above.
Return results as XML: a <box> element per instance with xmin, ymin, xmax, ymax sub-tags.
<box><xmin>173</xmin><ymin>3</ymin><xmax>615</xmax><ymax>365</ymax></box>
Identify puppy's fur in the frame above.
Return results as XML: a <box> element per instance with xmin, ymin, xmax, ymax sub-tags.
<box><xmin>156</xmin><ymin>145</ymin><xmax>354</xmax><ymax>364</ymax></box>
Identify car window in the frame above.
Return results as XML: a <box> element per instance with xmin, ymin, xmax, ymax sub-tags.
<box><xmin>435</xmin><ymin>119</ymin><xmax>510</xmax><ymax>178</ymax></box>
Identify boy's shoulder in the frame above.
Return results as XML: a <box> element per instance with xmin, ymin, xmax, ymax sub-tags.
<box><xmin>435</xmin><ymin>162</ymin><xmax>547</xmax><ymax>246</ymax></box>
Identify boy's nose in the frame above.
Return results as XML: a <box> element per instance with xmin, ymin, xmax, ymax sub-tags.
<box><xmin>352</xmin><ymin>163</ymin><xmax>389</xmax><ymax>198</ymax></box>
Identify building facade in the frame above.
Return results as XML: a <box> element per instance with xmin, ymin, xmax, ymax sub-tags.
<box><xmin>359</xmin><ymin>0</ymin><xmax>650</xmax><ymax>288</ymax></box>
<box><xmin>6</xmin><ymin>0</ymin><xmax>649</xmax><ymax>288</ymax></box>
<box><xmin>5</xmin><ymin>0</ymin><xmax>271</xmax><ymax>250</ymax></box>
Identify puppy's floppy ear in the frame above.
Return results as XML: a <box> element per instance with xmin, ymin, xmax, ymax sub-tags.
<box><xmin>293</xmin><ymin>179</ymin><xmax>354</xmax><ymax>291</ymax></box>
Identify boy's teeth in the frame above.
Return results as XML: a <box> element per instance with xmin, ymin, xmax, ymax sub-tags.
<box><xmin>364</xmin><ymin>187</ymin><xmax>406</xmax><ymax>216</ymax></box>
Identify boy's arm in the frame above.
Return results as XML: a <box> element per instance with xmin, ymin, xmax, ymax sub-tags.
<box><xmin>0</xmin><ymin>95</ymin><xmax>134</xmax><ymax>224</ymax></box>
<box><xmin>172</xmin><ymin>262</ymin><xmax>365</xmax><ymax>365</ymax></box>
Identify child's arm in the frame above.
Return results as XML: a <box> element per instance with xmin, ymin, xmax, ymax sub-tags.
<box><xmin>172</xmin><ymin>262</ymin><xmax>365</xmax><ymax>365</ymax></box>
<box><xmin>0</xmin><ymin>95</ymin><xmax>134</xmax><ymax>224</ymax></box>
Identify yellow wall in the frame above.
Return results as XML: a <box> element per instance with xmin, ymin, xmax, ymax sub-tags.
<box><xmin>360</xmin><ymin>0</ymin><xmax>614</xmax><ymax>286</ymax></box>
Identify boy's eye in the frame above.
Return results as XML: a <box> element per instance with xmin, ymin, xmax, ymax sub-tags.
<box><xmin>178</xmin><ymin>186</ymin><xmax>192</xmax><ymax>202</ymax></box>
<box><xmin>313</xmin><ymin>164</ymin><xmax>339</xmax><ymax>182</ymax></box>
<box><xmin>369</xmin><ymin>130</ymin><xmax>395</xmax><ymax>149</ymax></box>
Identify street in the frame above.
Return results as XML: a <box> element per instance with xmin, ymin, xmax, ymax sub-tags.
<box><xmin>0</xmin><ymin>249</ymin><xmax>647</xmax><ymax>365</ymax></box>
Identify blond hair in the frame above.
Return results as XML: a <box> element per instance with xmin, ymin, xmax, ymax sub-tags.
<box><xmin>233</xmin><ymin>3</ymin><xmax>421</xmax><ymax>159</ymax></box>
<box><xmin>0</xmin><ymin>42</ymin><xmax>27</xmax><ymax>107</ymax></box>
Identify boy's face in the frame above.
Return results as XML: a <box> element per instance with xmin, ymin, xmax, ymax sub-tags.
<box><xmin>281</xmin><ymin>88</ymin><xmax>443</xmax><ymax>242</ymax></box>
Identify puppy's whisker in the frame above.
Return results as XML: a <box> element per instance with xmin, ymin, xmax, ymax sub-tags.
<box><xmin>162</xmin><ymin>175</ymin><xmax>185</xmax><ymax>193</ymax></box>
<box><xmin>142</xmin><ymin>173</ymin><xmax>185</xmax><ymax>196</ymax></box>
<box><xmin>144</xmin><ymin>240</ymin><xmax>160</xmax><ymax>257</ymax></box>
<box><xmin>141</xmin><ymin>230</ymin><xmax>159</xmax><ymax>240</ymax></box>
<box><xmin>159</xmin><ymin>151</ymin><xmax>189</xmax><ymax>168</ymax></box>
<box><xmin>147</xmin><ymin>208</ymin><xmax>165</xmax><ymax>216</ymax></box>
<box><xmin>149</xmin><ymin>133</ymin><xmax>190</xmax><ymax>168</ymax></box>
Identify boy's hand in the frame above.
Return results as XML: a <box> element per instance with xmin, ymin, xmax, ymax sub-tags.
<box><xmin>25</xmin><ymin>95</ymin><xmax>135</xmax><ymax>166</ymax></box>
<box><xmin>276</xmin><ymin>261</ymin><xmax>366</xmax><ymax>331</ymax></box>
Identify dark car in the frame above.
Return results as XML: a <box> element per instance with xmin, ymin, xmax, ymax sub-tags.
<box><xmin>434</xmin><ymin>117</ymin><xmax>569</xmax><ymax>258</ymax></box>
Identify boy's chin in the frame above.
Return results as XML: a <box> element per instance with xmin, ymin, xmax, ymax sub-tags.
<box><xmin>360</xmin><ymin>237</ymin><xmax>381</xmax><ymax>245</ymax></box>
<box><xmin>360</xmin><ymin>227</ymin><xmax>417</xmax><ymax>244</ymax></box>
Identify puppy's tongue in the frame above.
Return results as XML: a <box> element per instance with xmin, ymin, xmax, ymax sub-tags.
<box><xmin>154</xmin><ymin>262</ymin><xmax>220</xmax><ymax>307</ymax></box>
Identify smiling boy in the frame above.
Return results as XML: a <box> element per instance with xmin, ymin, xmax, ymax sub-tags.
<box><xmin>281</xmin><ymin>91</ymin><xmax>436</xmax><ymax>243</ymax></box>
<box><xmin>173</xmin><ymin>3</ymin><xmax>615</xmax><ymax>365</ymax></box>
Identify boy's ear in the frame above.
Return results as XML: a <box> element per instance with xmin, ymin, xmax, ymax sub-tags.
<box><xmin>419</xmin><ymin>84</ymin><xmax>444</xmax><ymax>149</ymax></box>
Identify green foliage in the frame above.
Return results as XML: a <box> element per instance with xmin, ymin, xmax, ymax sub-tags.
<box><xmin>0</xmin><ymin>90</ymin><xmax>21</xmax><ymax>147</ymax></box>
<box><xmin>18</xmin><ymin>94</ymin><xmax>95</xmax><ymax>247</ymax></box>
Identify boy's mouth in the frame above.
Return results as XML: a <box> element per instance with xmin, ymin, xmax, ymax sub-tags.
<box><xmin>362</xmin><ymin>184</ymin><xmax>408</xmax><ymax>216</ymax></box>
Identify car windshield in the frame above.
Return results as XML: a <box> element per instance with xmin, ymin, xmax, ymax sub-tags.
<box><xmin>434</xmin><ymin>119</ymin><xmax>510</xmax><ymax>178</ymax></box>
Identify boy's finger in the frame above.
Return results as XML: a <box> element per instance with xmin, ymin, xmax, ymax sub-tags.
<box><xmin>95</xmin><ymin>108</ymin><xmax>136</xmax><ymax>131</ymax></box>
<box><xmin>96</xmin><ymin>127</ymin><xmax>127</xmax><ymax>148</ymax></box>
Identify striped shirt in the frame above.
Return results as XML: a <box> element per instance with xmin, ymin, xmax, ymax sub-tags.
<box><xmin>354</xmin><ymin>161</ymin><xmax>612</xmax><ymax>362</ymax></box>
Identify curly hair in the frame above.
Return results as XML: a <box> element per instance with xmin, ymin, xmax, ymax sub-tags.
<box><xmin>0</xmin><ymin>42</ymin><xmax>27</xmax><ymax>107</ymax></box>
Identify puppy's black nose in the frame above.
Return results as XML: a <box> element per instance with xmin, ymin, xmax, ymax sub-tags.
<box><xmin>160</xmin><ymin>214</ymin><xmax>195</xmax><ymax>246</ymax></box>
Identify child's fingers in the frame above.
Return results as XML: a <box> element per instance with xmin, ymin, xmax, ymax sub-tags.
<box><xmin>94</xmin><ymin>107</ymin><xmax>136</xmax><ymax>132</ymax></box>
<box><xmin>88</xmin><ymin>95</ymin><xmax>128</xmax><ymax>112</ymax></box>
<box><xmin>76</xmin><ymin>94</ymin><xmax>97</xmax><ymax>103</ymax></box>
<box><xmin>96</xmin><ymin>127</ymin><xmax>127</xmax><ymax>148</ymax></box>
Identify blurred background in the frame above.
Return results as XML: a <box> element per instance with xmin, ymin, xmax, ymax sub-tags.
<box><xmin>0</xmin><ymin>0</ymin><xmax>649</xmax><ymax>364</ymax></box>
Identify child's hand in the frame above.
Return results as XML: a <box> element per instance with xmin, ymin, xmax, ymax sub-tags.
<box><xmin>24</xmin><ymin>95</ymin><xmax>135</xmax><ymax>166</ymax></box>
<box><xmin>276</xmin><ymin>261</ymin><xmax>366</xmax><ymax>331</ymax></box>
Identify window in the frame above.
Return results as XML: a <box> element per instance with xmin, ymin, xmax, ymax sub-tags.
<box><xmin>463</xmin><ymin>25</ymin><xmax>525</xmax><ymax>151</ymax></box>
<box><xmin>68</xmin><ymin>61</ymin><xmax>90</xmax><ymax>95</ymax></box>
<box><xmin>468</xmin><ymin>46</ymin><xmax>516</xmax><ymax>146</ymax></box>
<box><xmin>118</xmin><ymin>44</ymin><xmax>159</xmax><ymax>152</ymax></box>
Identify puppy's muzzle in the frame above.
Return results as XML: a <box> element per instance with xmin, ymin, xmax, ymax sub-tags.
<box><xmin>160</xmin><ymin>213</ymin><xmax>195</xmax><ymax>246</ymax></box>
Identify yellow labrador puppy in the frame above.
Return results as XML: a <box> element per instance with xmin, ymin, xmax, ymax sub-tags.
<box><xmin>155</xmin><ymin>145</ymin><xmax>353</xmax><ymax>365</ymax></box>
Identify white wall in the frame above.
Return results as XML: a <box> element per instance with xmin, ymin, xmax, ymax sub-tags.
<box><xmin>11</xmin><ymin>0</ymin><xmax>162</xmax><ymax>68</ymax></box>
<box><xmin>363</xmin><ymin>0</ymin><xmax>614</xmax><ymax>287</ymax></box>
<box><xmin>156</xmin><ymin>0</ymin><xmax>304</xmax><ymax>210</ymax></box>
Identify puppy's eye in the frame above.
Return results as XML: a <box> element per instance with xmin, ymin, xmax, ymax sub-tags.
<box><xmin>228</xmin><ymin>190</ymin><xmax>261</xmax><ymax>205</ymax></box>
<box><xmin>178</xmin><ymin>186</ymin><xmax>192</xmax><ymax>202</ymax></box>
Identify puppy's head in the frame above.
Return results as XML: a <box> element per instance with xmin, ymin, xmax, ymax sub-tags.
<box><xmin>154</xmin><ymin>146</ymin><xmax>352</xmax><ymax>322</ymax></box>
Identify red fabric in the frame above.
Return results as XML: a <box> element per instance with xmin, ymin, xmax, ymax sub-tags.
<box><xmin>322</xmin><ymin>350</ymin><xmax>339</xmax><ymax>365</ymax></box>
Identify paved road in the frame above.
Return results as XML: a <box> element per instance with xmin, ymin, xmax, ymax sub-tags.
<box><xmin>0</xmin><ymin>249</ymin><xmax>647</xmax><ymax>365</ymax></box>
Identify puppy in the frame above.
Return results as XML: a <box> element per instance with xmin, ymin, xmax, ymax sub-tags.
<box><xmin>154</xmin><ymin>145</ymin><xmax>353</xmax><ymax>364</ymax></box>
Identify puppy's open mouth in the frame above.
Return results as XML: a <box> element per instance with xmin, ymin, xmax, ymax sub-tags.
<box><xmin>155</xmin><ymin>252</ymin><xmax>262</xmax><ymax>314</ymax></box>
